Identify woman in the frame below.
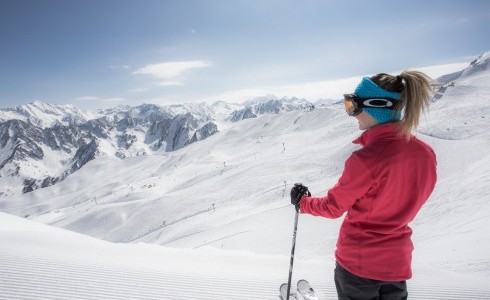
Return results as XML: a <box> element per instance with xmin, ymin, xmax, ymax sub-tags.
<box><xmin>291</xmin><ymin>71</ymin><xmax>437</xmax><ymax>299</ymax></box>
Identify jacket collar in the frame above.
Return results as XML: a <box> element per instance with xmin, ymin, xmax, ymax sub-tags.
<box><xmin>353</xmin><ymin>122</ymin><xmax>401</xmax><ymax>147</ymax></box>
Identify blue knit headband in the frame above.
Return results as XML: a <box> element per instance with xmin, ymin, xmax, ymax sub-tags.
<box><xmin>353</xmin><ymin>77</ymin><xmax>402</xmax><ymax>124</ymax></box>
<box><xmin>354</xmin><ymin>77</ymin><xmax>401</xmax><ymax>100</ymax></box>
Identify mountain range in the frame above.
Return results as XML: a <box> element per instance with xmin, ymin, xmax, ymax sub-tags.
<box><xmin>0</xmin><ymin>96</ymin><xmax>320</xmax><ymax>196</ymax></box>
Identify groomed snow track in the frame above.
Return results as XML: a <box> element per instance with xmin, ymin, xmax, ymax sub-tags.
<box><xmin>1</xmin><ymin>213</ymin><xmax>489</xmax><ymax>300</ymax></box>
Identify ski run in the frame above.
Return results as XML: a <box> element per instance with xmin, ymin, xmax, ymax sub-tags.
<box><xmin>1</xmin><ymin>212</ymin><xmax>490</xmax><ymax>300</ymax></box>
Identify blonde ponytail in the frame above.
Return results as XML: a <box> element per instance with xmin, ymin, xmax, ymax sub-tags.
<box><xmin>371</xmin><ymin>71</ymin><xmax>433</xmax><ymax>139</ymax></box>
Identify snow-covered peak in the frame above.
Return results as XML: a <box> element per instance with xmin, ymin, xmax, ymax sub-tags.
<box><xmin>163</xmin><ymin>102</ymin><xmax>215</xmax><ymax>119</ymax></box>
<box><xmin>0</xmin><ymin>100</ymin><xmax>98</xmax><ymax>128</ymax></box>
<box><xmin>470</xmin><ymin>51</ymin><xmax>490</xmax><ymax>66</ymax></box>
<box><xmin>97</xmin><ymin>102</ymin><xmax>217</xmax><ymax>121</ymax></box>
<box><xmin>97</xmin><ymin>104</ymin><xmax>132</xmax><ymax>116</ymax></box>
<box><xmin>460</xmin><ymin>51</ymin><xmax>490</xmax><ymax>79</ymax></box>
<box><xmin>228</xmin><ymin>96</ymin><xmax>314</xmax><ymax>122</ymax></box>
<box><xmin>242</xmin><ymin>95</ymin><xmax>311</xmax><ymax>108</ymax></box>
<box><xmin>437</xmin><ymin>51</ymin><xmax>490</xmax><ymax>84</ymax></box>
<box><xmin>126</xmin><ymin>104</ymin><xmax>170</xmax><ymax>121</ymax></box>
<box><xmin>243</xmin><ymin>94</ymin><xmax>280</xmax><ymax>106</ymax></box>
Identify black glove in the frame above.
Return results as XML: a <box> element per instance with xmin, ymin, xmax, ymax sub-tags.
<box><xmin>290</xmin><ymin>183</ymin><xmax>311</xmax><ymax>211</ymax></box>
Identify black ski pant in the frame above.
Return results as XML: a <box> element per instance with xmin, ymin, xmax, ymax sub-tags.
<box><xmin>334</xmin><ymin>262</ymin><xmax>408</xmax><ymax>300</ymax></box>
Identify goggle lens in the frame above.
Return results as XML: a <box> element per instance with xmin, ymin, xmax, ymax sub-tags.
<box><xmin>343</xmin><ymin>94</ymin><xmax>361</xmax><ymax>116</ymax></box>
<box><xmin>344</xmin><ymin>98</ymin><xmax>356</xmax><ymax>115</ymax></box>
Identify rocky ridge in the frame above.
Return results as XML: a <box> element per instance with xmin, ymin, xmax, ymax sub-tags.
<box><xmin>0</xmin><ymin>97</ymin><xmax>314</xmax><ymax>196</ymax></box>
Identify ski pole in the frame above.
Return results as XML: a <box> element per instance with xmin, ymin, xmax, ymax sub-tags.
<box><xmin>286</xmin><ymin>206</ymin><xmax>299</xmax><ymax>300</ymax></box>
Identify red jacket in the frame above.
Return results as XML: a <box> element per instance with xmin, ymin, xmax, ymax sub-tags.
<box><xmin>300</xmin><ymin>123</ymin><xmax>437</xmax><ymax>281</ymax></box>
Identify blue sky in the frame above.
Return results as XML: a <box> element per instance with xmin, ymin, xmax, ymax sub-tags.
<box><xmin>1</xmin><ymin>0</ymin><xmax>489</xmax><ymax>109</ymax></box>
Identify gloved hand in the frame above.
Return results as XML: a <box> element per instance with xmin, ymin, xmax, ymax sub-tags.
<box><xmin>290</xmin><ymin>183</ymin><xmax>311</xmax><ymax>211</ymax></box>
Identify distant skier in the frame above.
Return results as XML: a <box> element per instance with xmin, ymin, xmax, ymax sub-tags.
<box><xmin>290</xmin><ymin>71</ymin><xmax>437</xmax><ymax>300</ymax></box>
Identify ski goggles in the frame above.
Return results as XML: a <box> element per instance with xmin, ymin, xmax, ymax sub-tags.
<box><xmin>343</xmin><ymin>93</ymin><xmax>398</xmax><ymax>117</ymax></box>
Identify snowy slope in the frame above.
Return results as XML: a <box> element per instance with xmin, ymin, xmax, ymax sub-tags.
<box><xmin>1</xmin><ymin>52</ymin><xmax>490</xmax><ymax>299</ymax></box>
<box><xmin>2</xmin><ymin>212</ymin><xmax>490</xmax><ymax>300</ymax></box>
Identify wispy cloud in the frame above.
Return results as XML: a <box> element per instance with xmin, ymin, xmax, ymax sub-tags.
<box><xmin>132</xmin><ymin>60</ymin><xmax>213</xmax><ymax>86</ymax></box>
